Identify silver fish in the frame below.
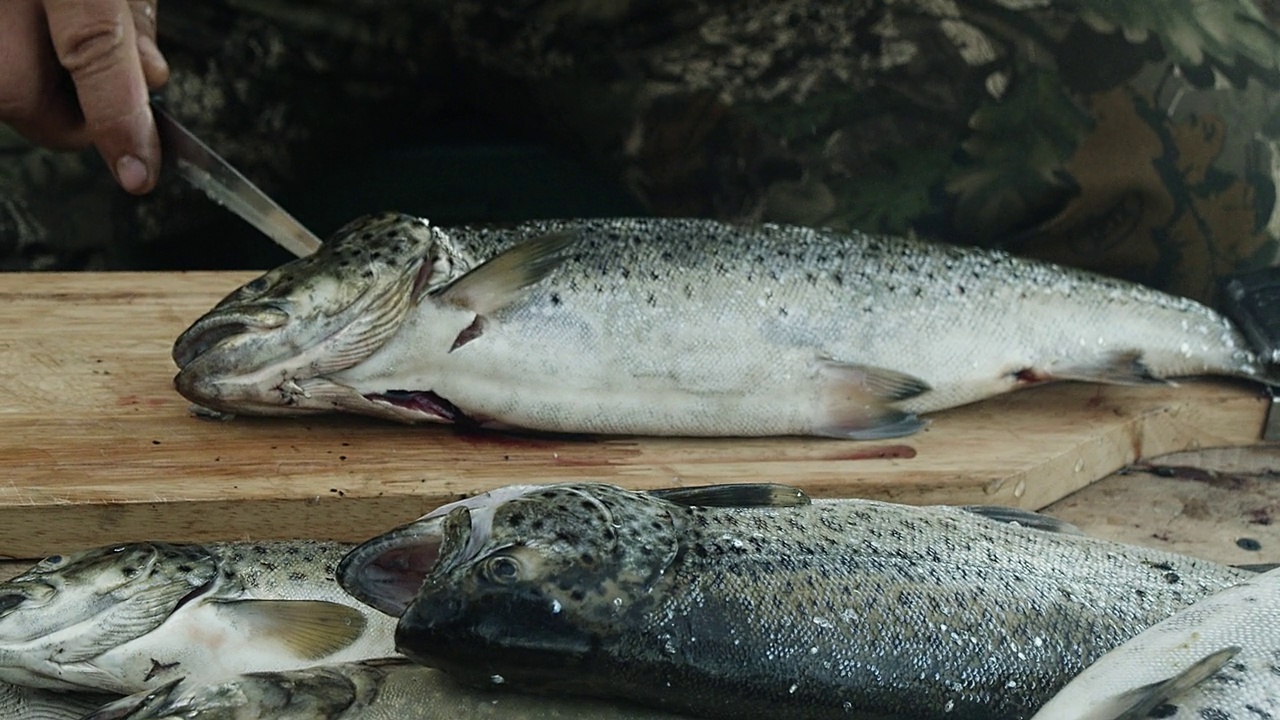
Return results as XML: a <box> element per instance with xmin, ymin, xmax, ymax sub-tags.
<box><xmin>0</xmin><ymin>541</ymin><xmax>396</xmax><ymax>695</ymax></box>
<box><xmin>338</xmin><ymin>482</ymin><xmax>1253</xmax><ymax>720</ymax></box>
<box><xmin>171</xmin><ymin>213</ymin><xmax>1273</xmax><ymax>439</ymax></box>
<box><xmin>1032</xmin><ymin>566</ymin><xmax>1280</xmax><ymax>719</ymax></box>
<box><xmin>84</xmin><ymin>658</ymin><xmax>694</xmax><ymax>719</ymax></box>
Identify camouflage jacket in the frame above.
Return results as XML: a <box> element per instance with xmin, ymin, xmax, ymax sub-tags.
<box><xmin>3</xmin><ymin>0</ymin><xmax>1278</xmax><ymax>308</ymax></box>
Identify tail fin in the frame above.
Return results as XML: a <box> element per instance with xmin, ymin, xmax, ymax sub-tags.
<box><xmin>1219</xmin><ymin>268</ymin><xmax>1280</xmax><ymax>385</ymax></box>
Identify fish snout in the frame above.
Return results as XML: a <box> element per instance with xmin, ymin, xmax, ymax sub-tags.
<box><xmin>171</xmin><ymin>307</ymin><xmax>290</xmax><ymax>370</ymax></box>
<box><xmin>393</xmin><ymin>593</ymin><xmax>466</xmax><ymax>665</ymax></box>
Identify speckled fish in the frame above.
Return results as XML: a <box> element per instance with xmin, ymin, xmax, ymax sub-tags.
<box><xmin>337</xmin><ymin>482</ymin><xmax>1253</xmax><ymax>720</ymax></box>
<box><xmin>1032</xmin><ymin>566</ymin><xmax>1280</xmax><ymax>720</ymax></box>
<box><xmin>0</xmin><ymin>541</ymin><xmax>396</xmax><ymax>695</ymax></box>
<box><xmin>84</xmin><ymin>658</ymin><xmax>693</xmax><ymax>720</ymax></box>
<box><xmin>170</xmin><ymin>213</ymin><xmax>1274</xmax><ymax>439</ymax></box>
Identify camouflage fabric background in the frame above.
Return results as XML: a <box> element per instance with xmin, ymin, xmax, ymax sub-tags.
<box><xmin>2</xmin><ymin>0</ymin><xmax>1279</xmax><ymax>308</ymax></box>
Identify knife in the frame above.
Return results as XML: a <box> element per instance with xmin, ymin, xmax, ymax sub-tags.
<box><xmin>1220</xmin><ymin>267</ymin><xmax>1280</xmax><ymax>441</ymax></box>
<box><xmin>152</xmin><ymin>100</ymin><xmax>322</xmax><ymax>258</ymax></box>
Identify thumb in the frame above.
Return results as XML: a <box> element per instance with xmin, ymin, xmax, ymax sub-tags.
<box><xmin>44</xmin><ymin>0</ymin><xmax>159</xmax><ymax>194</ymax></box>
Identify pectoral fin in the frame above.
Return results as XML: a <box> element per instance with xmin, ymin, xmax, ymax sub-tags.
<box><xmin>963</xmin><ymin>506</ymin><xmax>1085</xmax><ymax>535</ymax></box>
<box><xmin>1107</xmin><ymin>646</ymin><xmax>1240</xmax><ymax>720</ymax></box>
<box><xmin>213</xmin><ymin>600</ymin><xmax>368</xmax><ymax>660</ymax></box>
<box><xmin>435</xmin><ymin>231</ymin><xmax>579</xmax><ymax>315</ymax></box>
<box><xmin>651</xmin><ymin>484</ymin><xmax>810</xmax><ymax>508</ymax></box>
<box><xmin>814</xmin><ymin>357</ymin><xmax>931</xmax><ymax>440</ymax></box>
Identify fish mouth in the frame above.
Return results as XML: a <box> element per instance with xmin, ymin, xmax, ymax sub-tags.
<box><xmin>338</xmin><ymin>519</ymin><xmax>448</xmax><ymax>617</ymax></box>
<box><xmin>171</xmin><ymin>307</ymin><xmax>290</xmax><ymax>370</ymax></box>
<box><xmin>340</xmin><ymin>486</ymin><xmax>544</xmax><ymax>615</ymax></box>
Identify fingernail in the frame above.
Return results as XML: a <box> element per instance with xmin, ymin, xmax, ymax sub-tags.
<box><xmin>115</xmin><ymin>155</ymin><xmax>149</xmax><ymax>193</ymax></box>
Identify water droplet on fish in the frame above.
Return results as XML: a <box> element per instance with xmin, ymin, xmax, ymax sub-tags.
<box><xmin>1013</xmin><ymin>480</ymin><xmax>1026</xmax><ymax>498</ymax></box>
<box><xmin>1033</xmin><ymin>636</ymin><xmax>1043</xmax><ymax>647</ymax></box>
<box><xmin>550</xmin><ymin>600</ymin><xmax>562</xmax><ymax>614</ymax></box>
<box><xmin>812</xmin><ymin>616</ymin><xmax>834</xmax><ymax>629</ymax></box>
<box><xmin>491</xmin><ymin>675</ymin><xmax>505</xmax><ymax>684</ymax></box>
<box><xmin>613</xmin><ymin>597</ymin><xmax>623</xmax><ymax>607</ymax></box>
<box><xmin>1073</xmin><ymin>458</ymin><xmax>1085</xmax><ymax>473</ymax></box>
<box><xmin>789</xmin><ymin>684</ymin><xmax>798</xmax><ymax>694</ymax></box>
<box><xmin>842</xmin><ymin>701</ymin><xmax>853</xmax><ymax>712</ymax></box>
<box><xmin>944</xmin><ymin>699</ymin><xmax>955</xmax><ymax>712</ymax></box>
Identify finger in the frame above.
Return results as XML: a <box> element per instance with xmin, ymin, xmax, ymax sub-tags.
<box><xmin>0</xmin><ymin>1</ymin><xmax>88</xmax><ymax>149</ymax></box>
<box><xmin>44</xmin><ymin>0</ymin><xmax>159</xmax><ymax>194</ymax></box>
<box><xmin>128</xmin><ymin>0</ymin><xmax>167</xmax><ymax>89</ymax></box>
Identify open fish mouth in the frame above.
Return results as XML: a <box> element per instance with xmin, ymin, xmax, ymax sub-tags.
<box><xmin>338</xmin><ymin>520</ymin><xmax>447</xmax><ymax>618</ymax></box>
<box><xmin>171</xmin><ymin>307</ymin><xmax>291</xmax><ymax>370</ymax></box>
<box><xmin>339</xmin><ymin>485</ymin><xmax>539</xmax><ymax>616</ymax></box>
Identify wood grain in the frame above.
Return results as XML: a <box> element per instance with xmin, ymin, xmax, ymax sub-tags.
<box><xmin>0</xmin><ymin>272</ymin><xmax>1271</xmax><ymax>558</ymax></box>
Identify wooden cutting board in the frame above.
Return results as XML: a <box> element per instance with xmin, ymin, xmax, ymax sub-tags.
<box><xmin>0</xmin><ymin>272</ymin><xmax>1271</xmax><ymax>559</ymax></box>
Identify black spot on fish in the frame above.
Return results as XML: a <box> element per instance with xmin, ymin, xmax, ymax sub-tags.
<box><xmin>1165</xmin><ymin>572</ymin><xmax>1181</xmax><ymax>584</ymax></box>
<box><xmin>1148</xmin><ymin>704</ymin><xmax>1178</xmax><ymax>717</ymax></box>
<box><xmin>1238</xmin><ymin>538</ymin><xmax>1263</xmax><ymax>551</ymax></box>
<box><xmin>1245</xmin><ymin>704</ymin><xmax>1274</xmax><ymax>718</ymax></box>
<box><xmin>1149</xmin><ymin>562</ymin><xmax>1175</xmax><ymax>572</ymax></box>
<box><xmin>144</xmin><ymin>658</ymin><xmax>180</xmax><ymax>682</ymax></box>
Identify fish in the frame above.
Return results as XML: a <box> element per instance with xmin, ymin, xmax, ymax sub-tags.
<box><xmin>0</xmin><ymin>683</ymin><xmax>113</xmax><ymax>720</ymax></box>
<box><xmin>1031</xmin><ymin>566</ymin><xmax>1280</xmax><ymax>719</ymax></box>
<box><xmin>337</xmin><ymin>482</ymin><xmax>1254</xmax><ymax>720</ymax></box>
<box><xmin>0</xmin><ymin>541</ymin><xmax>396</xmax><ymax>696</ymax></box>
<box><xmin>170</xmin><ymin>213</ymin><xmax>1274</xmax><ymax>439</ymax></box>
<box><xmin>83</xmin><ymin>658</ymin><xmax>695</xmax><ymax>720</ymax></box>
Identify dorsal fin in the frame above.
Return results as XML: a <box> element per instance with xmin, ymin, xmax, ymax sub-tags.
<box><xmin>963</xmin><ymin>505</ymin><xmax>1085</xmax><ymax>535</ymax></box>
<box><xmin>650</xmin><ymin>483</ymin><xmax>810</xmax><ymax>508</ymax></box>
<box><xmin>434</xmin><ymin>231</ymin><xmax>579</xmax><ymax>315</ymax></box>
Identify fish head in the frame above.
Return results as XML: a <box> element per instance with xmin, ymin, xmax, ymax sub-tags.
<box><xmin>172</xmin><ymin>212</ymin><xmax>463</xmax><ymax>416</ymax></box>
<box><xmin>341</xmin><ymin>483</ymin><xmax>682</xmax><ymax>688</ymax></box>
<box><xmin>0</xmin><ymin>543</ymin><xmax>218</xmax><ymax>690</ymax></box>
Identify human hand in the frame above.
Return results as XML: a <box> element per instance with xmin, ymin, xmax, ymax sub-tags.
<box><xmin>0</xmin><ymin>0</ymin><xmax>169</xmax><ymax>194</ymax></box>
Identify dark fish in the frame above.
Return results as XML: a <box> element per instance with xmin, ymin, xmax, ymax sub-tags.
<box><xmin>338</xmin><ymin>482</ymin><xmax>1251</xmax><ymax>720</ymax></box>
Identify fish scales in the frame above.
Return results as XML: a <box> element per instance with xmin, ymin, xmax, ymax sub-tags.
<box><xmin>353</xmin><ymin>483</ymin><xmax>1253</xmax><ymax>720</ymax></box>
<box><xmin>1033</xmin><ymin>566</ymin><xmax>1280</xmax><ymax>719</ymax></box>
<box><xmin>173</xmin><ymin>214</ymin><xmax>1270</xmax><ymax>438</ymax></box>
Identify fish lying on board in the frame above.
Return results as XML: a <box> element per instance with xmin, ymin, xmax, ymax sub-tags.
<box><xmin>1032</xmin><ymin>566</ymin><xmax>1280</xmax><ymax>719</ymax></box>
<box><xmin>85</xmin><ymin>658</ymin><xmax>694</xmax><ymax>720</ymax></box>
<box><xmin>0</xmin><ymin>541</ymin><xmax>396</xmax><ymax>696</ymax></box>
<box><xmin>337</xmin><ymin>482</ymin><xmax>1253</xmax><ymax>720</ymax></box>
<box><xmin>171</xmin><ymin>213</ymin><xmax>1274</xmax><ymax>439</ymax></box>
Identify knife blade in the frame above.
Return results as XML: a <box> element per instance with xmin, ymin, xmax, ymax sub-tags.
<box><xmin>152</xmin><ymin>101</ymin><xmax>322</xmax><ymax>258</ymax></box>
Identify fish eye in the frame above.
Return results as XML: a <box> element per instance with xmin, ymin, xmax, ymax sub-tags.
<box><xmin>242</xmin><ymin>277</ymin><xmax>271</xmax><ymax>295</ymax></box>
<box><xmin>37</xmin><ymin>555</ymin><xmax>64</xmax><ymax>570</ymax></box>
<box><xmin>482</xmin><ymin>555</ymin><xmax>523</xmax><ymax>584</ymax></box>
